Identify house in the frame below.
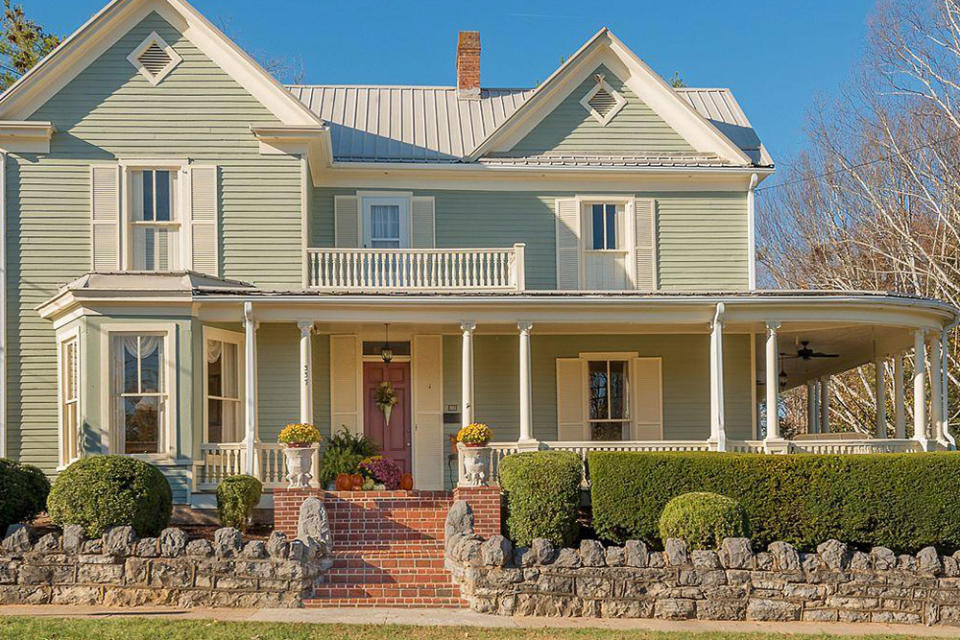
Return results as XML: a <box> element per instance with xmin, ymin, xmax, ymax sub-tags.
<box><xmin>1</xmin><ymin>0</ymin><xmax>955</xmax><ymax>506</ymax></box>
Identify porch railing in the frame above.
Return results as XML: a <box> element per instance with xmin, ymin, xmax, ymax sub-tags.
<box><xmin>305</xmin><ymin>244</ymin><xmax>525</xmax><ymax>291</ymax></box>
<box><xmin>193</xmin><ymin>442</ymin><xmax>319</xmax><ymax>491</ymax></box>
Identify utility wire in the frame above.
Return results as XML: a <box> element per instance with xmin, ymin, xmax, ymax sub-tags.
<box><xmin>755</xmin><ymin>131</ymin><xmax>960</xmax><ymax>193</ymax></box>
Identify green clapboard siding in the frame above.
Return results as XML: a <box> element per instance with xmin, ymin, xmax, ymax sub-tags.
<box><xmin>311</xmin><ymin>188</ymin><xmax>748</xmax><ymax>291</ymax></box>
<box><xmin>6</xmin><ymin>11</ymin><xmax>303</xmax><ymax>472</ymax></box>
<box><xmin>508</xmin><ymin>65</ymin><xmax>696</xmax><ymax>156</ymax></box>
<box><xmin>442</xmin><ymin>333</ymin><xmax>754</xmax><ymax>443</ymax></box>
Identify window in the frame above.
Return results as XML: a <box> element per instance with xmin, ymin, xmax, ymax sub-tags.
<box><xmin>112</xmin><ymin>334</ymin><xmax>166</xmax><ymax>454</ymax></box>
<box><xmin>590</xmin><ymin>203</ymin><xmax>619</xmax><ymax>250</ymax></box>
<box><xmin>205</xmin><ymin>331</ymin><xmax>243</xmax><ymax>443</ymax></box>
<box><xmin>587</xmin><ymin>360</ymin><xmax>629</xmax><ymax>441</ymax></box>
<box><xmin>362</xmin><ymin>195</ymin><xmax>410</xmax><ymax>249</ymax></box>
<box><xmin>131</xmin><ymin>169</ymin><xmax>180</xmax><ymax>271</ymax></box>
<box><xmin>59</xmin><ymin>334</ymin><xmax>80</xmax><ymax>467</ymax></box>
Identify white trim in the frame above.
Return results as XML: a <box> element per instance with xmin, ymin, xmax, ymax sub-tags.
<box><xmin>126</xmin><ymin>30</ymin><xmax>181</xmax><ymax>85</ymax></box>
<box><xmin>0</xmin><ymin>121</ymin><xmax>54</xmax><ymax>153</ymax></box>
<box><xmin>201</xmin><ymin>325</ymin><xmax>245</xmax><ymax>445</ymax></box>
<box><xmin>56</xmin><ymin>326</ymin><xmax>82</xmax><ymax>470</ymax></box>
<box><xmin>359</xmin><ymin>192</ymin><xmax>412</xmax><ymax>249</ymax></box>
<box><xmin>579</xmin><ymin>75</ymin><xmax>627</xmax><ymax>126</ymax></box>
<box><xmin>747</xmin><ymin>173</ymin><xmax>758</xmax><ymax>290</ymax></box>
<box><xmin>301</xmin><ymin>157</ymin><xmax>309</xmax><ymax>288</ymax></box>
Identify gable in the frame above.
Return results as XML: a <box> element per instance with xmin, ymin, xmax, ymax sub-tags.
<box><xmin>505</xmin><ymin>65</ymin><xmax>695</xmax><ymax>157</ymax></box>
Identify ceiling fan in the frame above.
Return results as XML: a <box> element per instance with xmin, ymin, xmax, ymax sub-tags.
<box><xmin>781</xmin><ymin>340</ymin><xmax>840</xmax><ymax>361</ymax></box>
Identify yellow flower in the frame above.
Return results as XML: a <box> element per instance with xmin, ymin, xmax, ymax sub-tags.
<box><xmin>456</xmin><ymin>423</ymin><xmax>492</xmax><ymax>445</ymax></box>
<box><xmin>278</xmin><ymin>423</ymin><xmax>322</xmax><ymax>445</ymax></box>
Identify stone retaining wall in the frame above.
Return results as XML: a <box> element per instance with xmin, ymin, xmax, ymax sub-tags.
<box><xmin>0</xmin><ymin>523</ymin><xmax>330</xmax><ymax>608</ymax></box>
<box><xmin>445</xmin><ymin>501</ymin><xmax>960</xmax><ymax>625</ymax></box>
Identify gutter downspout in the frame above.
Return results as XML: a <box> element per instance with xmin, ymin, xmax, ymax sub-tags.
<box><xmin>747</xmin><ymin>173</ymin><xmax>759</xmax><ymax>290</ymax></box>
<box><xmin>0</xmin><ymin>151</ymin><xmax>6</xmax><ymax>459</ymax></box>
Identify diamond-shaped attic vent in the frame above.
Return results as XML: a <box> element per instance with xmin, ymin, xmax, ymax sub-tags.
<box><xmin>579</xmin><ymin>75</ymin><xmax>627</xmax><ymax>126</ymax></box>
<box><xmin>127</xmin><ymin>32</ymin><xmax>181</xmax><ymax>85</ymax></box>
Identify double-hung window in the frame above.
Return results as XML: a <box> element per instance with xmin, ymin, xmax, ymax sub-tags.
<box><xmin>582</xmin><ymin>201</ymin><xmax>627</xmax><ymax>289</ymax></box>
<box><xmin>587</xmin><ymin>359</ymin><xmax>630</xmax><ymax>441</ymax></box>
<box><xmin>131</xmin><ymin>169</ymin><xmax>180</xmax><ymax>271</ymax></box>
<box><xmin>590</xmin><ymin>203</ymin><xmax>619</xmax><ymax>250</ymax></box>
<box><xmin>362</xmin><ymin>195</ymin><xmax>410</xmax><ymax>249</ymax></box>
<box><xmin>112</xmin><ymin>333</ymin><xmax>166</xmax><ymax>454</ymax></box>
<box><xmin>59</xmin><ymin>334</ymin><xmax>81</xmax><ymax>467</ymax></box>
<box><xmin>204</xmin><ymin>329</ymin><xmax>243</xmax><ymax>444</ymax></box>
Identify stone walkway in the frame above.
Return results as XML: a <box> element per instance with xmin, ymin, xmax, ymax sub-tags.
<box><xmin>3</xmin><ymin>605</ymin><xmax>960</xmax><ymax>636</ymax></box>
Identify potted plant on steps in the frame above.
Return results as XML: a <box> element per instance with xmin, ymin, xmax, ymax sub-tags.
<box><xmin>456</xmin><ymin>423</ymin><xmax>493</xmax><ymax>486</ymax></box>
<box><xmin>278</xmin><ymin>423</ymin><xmax>323</xmax><ymax>488</ymax></box>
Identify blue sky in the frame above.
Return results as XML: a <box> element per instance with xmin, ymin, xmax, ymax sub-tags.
<box><xmin>32</xmin><ymin>0</ymin><xmax>877</xmax><ymax>169</ymax></box>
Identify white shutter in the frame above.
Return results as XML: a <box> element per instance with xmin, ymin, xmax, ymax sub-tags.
<box><xmin>413</xmin><ymin>334</ymin><xmax>443</xmax><ymax>489</ymax></box>
<box><xmin>633</xmin><ymin>198</ymin><xmax>657</xmax><ymax>290</ymax></box>
<box><xmin>334</xmin><ymin>195</ymin><xmax>360</xmax><ymax>248</ymax></box>
<box><xmin>411</xmin><ymin>196</ymin><xmax>435</xmax><ymax>248</ymax></box>
<box><xmin>556</xmin><ymin>358</ymin><xmax>585</xmax><ymax>441</ymax></box>
<box><xmin>189</xmin><ymin>165</ymin><xmax>219</xmax><ymax>275</ymax></box>
<box><xmin>632</xmin><ymin>357</ymin><xmax>662</xmax><ymax>440</ymax></box>
<box><xmin>555</xmin><ymin>198</ymin><xmax>581</xmax><ymax>290</ymax></box>
<box><xmin>330</xmin><ymin>335</ymin><xmax>361</xmax><ymax>435</ymax></box>
<box><xmin>90</xmin><ymin>165</ymin><xmax>120</xmax><ymax>271</ymax></box>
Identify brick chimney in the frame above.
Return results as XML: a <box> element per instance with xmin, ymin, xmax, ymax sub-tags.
<box><xmin>456</xmin><ymin>31</ymin><xmax>481</xmax><ymax>100</ymax></box>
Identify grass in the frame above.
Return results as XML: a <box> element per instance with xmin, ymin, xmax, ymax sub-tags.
<box><xmin>0</xmin><ymin>617</ymin><xmax>937</xmax><ymax>640</ymax></box>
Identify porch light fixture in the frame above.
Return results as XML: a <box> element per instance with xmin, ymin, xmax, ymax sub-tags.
<box><xmin>380</xmin><ymin>324</ymin><xmax>393</xmax><ymax>364</ymax></box>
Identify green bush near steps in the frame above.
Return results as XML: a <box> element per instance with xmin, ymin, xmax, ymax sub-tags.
<box><xmin>589</xmin><ymin>451</ymin><xmax>960</xmax><ymax>553</ymax></box>
<box><xmin>216</xmin><ymin>475</ymin><xmax>262</xmax><ymax>532</ymax></box>
<box><xmin>498</xmin><ymin>450</ymin><xmax>582</xmax><ymax>547</ymax></box>
<box><xmin>47</xmin><ymin>455</ymin><xmax>172</xmax><ymax>538</ymax></box>
<box><xmin>0</xmin><ymin>459</ymin><xmax>50</xmax><ymax>534</ymax></box>
<box><xmin>658</xmin><ymin>492</ymin><xmax>750</xmax><ymax>550</ymax></box>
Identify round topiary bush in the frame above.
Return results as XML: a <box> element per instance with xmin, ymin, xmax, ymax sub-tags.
<box><xmin>47</xmin><ymin>455</ymin><xmax>172</xmax><ymax>537</ymax></box>
<box><xmin>658</xmin><ymin>491</ymin><xmax>750</xmax><ymax>550</ymax></box>
<box><xmin>216</xmin><ymin>474</ymin><xmax>262</xmax><ymax>532</ymax></box>
<box><xmin>0</xmin><ymin>459</ymin><xmax>50</xmax><ymax>533</ymax></box>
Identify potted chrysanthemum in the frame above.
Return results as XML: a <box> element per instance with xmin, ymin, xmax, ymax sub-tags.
<box><xmin>456</xmin><ymin>423</ymin><xmax>492</xmax><ymax>447</ymax></box>
<box><xmin>456</xmin><ymin>423</ymin><xmax>493</xmax><ymax>487</ymax></box>
<box><xmin>278</xmin><ymin>423</ymin><xmax>322</xmax><ymax>488</ymax></box>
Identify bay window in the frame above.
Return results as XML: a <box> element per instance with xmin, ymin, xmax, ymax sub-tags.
<box><xmin>112</xmin><ymin>333</ymin><xmax>167</xmax><ymax>454</ymax></box>
<box><xmin>204</xmin><ymin>328</ymin><xmax>244</xmax><ymax>443</ymax></box>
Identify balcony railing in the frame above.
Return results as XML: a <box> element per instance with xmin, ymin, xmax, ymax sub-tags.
<box><xmin>306</xmin><ymin>244</ymin><xmax>525</xmax><ymax>291</ymax></box>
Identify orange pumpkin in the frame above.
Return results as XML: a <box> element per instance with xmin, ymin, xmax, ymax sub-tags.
<box><xmin>400</xmin><ymin>473</ymin><xmax>414</xmax><ymax>491</ymax></box>
<box><xmin>350</xmin><ymin>473</ymin><xmax>364</xmax><ymax>491</ymax></box>
<box><xmin>335</xmin><ymin>473</ymin><xmax>352</xmax><ymax>492</ymax></box>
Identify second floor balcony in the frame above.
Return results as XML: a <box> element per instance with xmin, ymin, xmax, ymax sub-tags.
<box><xmin>306</xmin><ymin>244</ymin><xmax>526</xmax><ymax>292</ymax></box>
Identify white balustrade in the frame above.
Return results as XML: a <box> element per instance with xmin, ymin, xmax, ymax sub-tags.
<box><xmin>306</xmin><ymin>244</ymin><xmax>525</xmax><ymax>291</ymax></box>
<box><xmin>194</xmin><ymin>442</ymin><xmax>247</xmax><ymax>490</ymax></box>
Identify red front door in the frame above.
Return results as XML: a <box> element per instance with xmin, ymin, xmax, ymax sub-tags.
<box><xmin>363</xmin><ymin>362</ymin><xmax>412</xmax><ymax>476</ymax></box>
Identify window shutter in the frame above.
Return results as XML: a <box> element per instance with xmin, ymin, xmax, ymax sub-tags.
<box><xmin>189</xmin><ymin>165</ymin><xmax>219</xmax><ymax>276</ymax></box>
<box><xmin>632</xmin><ymin>198</ymin><xmax>657</xmax><ymax>290</ymax></box>
<box><xmin>90</xmin><ymin>165</ymin><xmax>120</xmax><ymax>271</ymax></box>
<box><xmin>334</xmin><ymin>195</ymin><xmax>360</xmax><ymax>247</ymax></box>
<box><xmin>413</xmin><ymin>334</ymin><xmax>443</xmax><ymax>489</ymax></box>
<box><xmin>632</xmin><ymin>357</ymin><xmax>662</xmax><ymax>440</ymax></box>
<box><xmin>555</xmin><ymin>198</ymin><xmax>581</xmax><ymax>289</ymax></box>
<box><xmin>556</xmin><ymin>358</ymin><xmax>585</xmax><ymax>441</ymax></box>
<box><xmin>330</xmin><ymin>334</ymin><xmax>361</xmax><ymax>434</ymax></box>
<box><xmin>411</xmin><ymin>196</ymin><xmax>436</xmax><ymax>248</ymax></box>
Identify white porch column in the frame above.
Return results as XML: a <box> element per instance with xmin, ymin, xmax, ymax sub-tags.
<box><xmin>460</xmin><ymin>321</ymin><xmax>476</xmax><ymax>427</ymax></box>
<box><xmin>913</xmin><ymin>330</ymin><xmax>928</xmax><ymax>448</ymax></box>
<box><xmin>806</xmin><ymin>380</ymin><xmax>819</xmax><ymax>434</ymax></box>
<box><xmin>517</xmin><ymin>321</ymin><xmax>536</xmax><ymax>446</ymax></box>
<box><xmin>708</xmin><ymin>303</ymin><xmax>726</xmax><ymax>451</ymax></box>
<box><xmin>243</xmin><ymin>302</ymin><xmax>258</xmax><ymax>475</ymax></box>
<box><xmin>930</xmin><ymin>335</ymin><xmax>944</xmax><ymax>444</ymax></box>
<box><xmin>297</xmin><ymin>321</ymin><xmax>314</xmax><ymax>425</ymax></box>
<box><xmin>764</xmin><ymin>321</ymin><xmax>783</xmax><ymax>445</ymax></box>
<box><xmin>874</xmin><ymin>358</ymin><xmax>887</xmax><ymax>439</ymax></box>
<box><xmin>894</xmin><ymin>353</ymin><xmax>906</xmax><ymax>439</ymax></box>
<box><xmin>819</xmin><ymin>376</ymin><xmax>831</xmax><ymax>434</ymax></box>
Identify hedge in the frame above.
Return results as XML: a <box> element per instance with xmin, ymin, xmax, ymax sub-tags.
<box><xmin>588</xmin><ymin>451</ymin><xmax>960</xmax><ymax>553</ymax></box>
<box><xmin>216</xmin><ymin>475</ymin><xmax>262</xmax><ymax>532</ymax></box>
<box><xmin>658</xmin><ymin>492</ymin><xmax>749</xmax><ymax>550</ymax></box>
<box><xmin>47</xmin><ymin>455</ymin><xmax>172</xmax><ymax>537</ymax></box>
<box><xmin>0</xmin><ymin>459</ymin><xmax>50</xmax><ymax>533</ymax></box>
<box><xmin>499</xmin><ymin>450</ymin><xmax>582</xmax><ymax>547</ymax></box>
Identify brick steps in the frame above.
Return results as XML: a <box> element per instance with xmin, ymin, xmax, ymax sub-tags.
<box><xmin>304</xmin><ymin>596</ymin><xmax>466</xmax><ymax>608</ymax></box>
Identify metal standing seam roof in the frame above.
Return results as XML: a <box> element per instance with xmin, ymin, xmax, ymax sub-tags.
<box><xmin>286</xmin><ymin>84</ymin><xmax>770</xmax><ymax>166</ymax></box>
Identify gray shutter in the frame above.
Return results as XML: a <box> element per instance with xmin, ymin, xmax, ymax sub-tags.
<box><xmin>555</xmin><ymin>198</ymin><xmax>581</xmax><ymax>290</ymax></box>
<box><xmin>90</xmin><ymin>165</ymin><xmax>120</xmax><ymax>271</ymax></box>
<box><xmin>633</xmin><ymin>198</ymin><xmax>657</xmax><ymax>290</ymax></box>
<box><xmin>411</xmin><ymin>196</ymin><xmax>435</xmax><ymax>248</ymax></box>
<box><xmin>334</xmin><ymin>195</ymin><xmax>360</xmax><ymax>247</ymax></box>
<box><xmin>189</xmin><ymin>165</ymin><xmax>219</xmax><ymax>276</ymax></box>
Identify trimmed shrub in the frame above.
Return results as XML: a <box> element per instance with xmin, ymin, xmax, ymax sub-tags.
<box><xmin>658</xmin><ymin>492</ymin><xmax>749</xmax><ymax>550</ymax></box>
<box><xmin>216</xmin><ymin>475</ymin><xmax>262</xmax><ymax>532</ymax></box>
<box><xmin>498</xmin><ymin>450</ymin><xmax>581</xmax><ymax>547</ymax></box>
<box><xmin>589</xmin><ymin>451</ymin><xmax>960</xmax><ymax>552</ymax></box>
<box><xmin>47</xmin><ymin>455</ymin><xmax>172</xmax><ymax>537</ymax></box>
<box><xmin>0</xmin><ymin>459</ymin><xmax>50</xmax><ymax>533</ymax></box>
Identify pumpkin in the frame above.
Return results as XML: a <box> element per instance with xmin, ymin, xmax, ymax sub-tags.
<box><xmin>335</xmin><ymin>473</ymin><xmax>352</xmax><ymax>492</ymax></box>
<box><xmin>400</xmin><ymin>473</ymin><xmax>414</xmax><ymax>491</ymax></box>
<box><xmin>350</xmin><ymin>473</ymin><xmax>364</xmax><ymax>491</ymax></box>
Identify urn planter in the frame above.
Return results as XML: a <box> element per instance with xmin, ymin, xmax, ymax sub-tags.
<box><xmin>283</xmin><ymin>444</ymin><xmax>315</xmax><ymax>488</ymax></box>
